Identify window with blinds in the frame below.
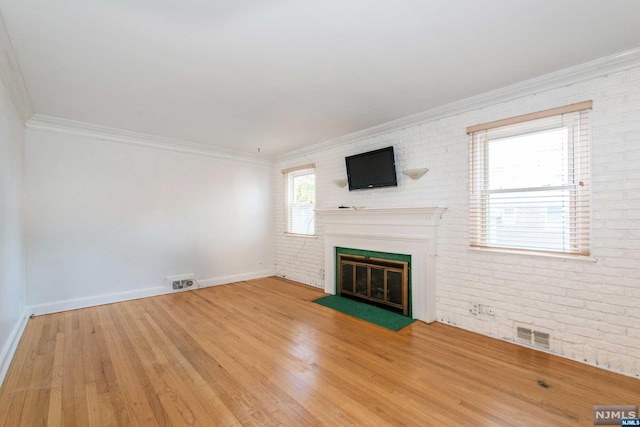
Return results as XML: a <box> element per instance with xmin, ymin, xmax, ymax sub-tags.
<box><xmin>283</xmin><ymin>164</ymin><xmax>315</xmax><ymax>236</ymax></box>
<box><xmin>467</xmin><ymin>101</ymin><xmax>592</xmax><ymax>256</ymax></box>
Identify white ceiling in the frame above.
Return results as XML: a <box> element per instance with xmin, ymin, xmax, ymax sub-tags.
<box><xmin>2</xmin><ymin>1</ymin><xmax>640</xmax><ymax>158</ymax></box>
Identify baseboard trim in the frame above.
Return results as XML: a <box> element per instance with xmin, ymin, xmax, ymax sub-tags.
<box><xmin>196</xmin><ymin>269</ymin><xmax>276</xmax><ymax>288</ymax></box>
<box><xmin>29</xmin><ymin>286</ymin><xmax>168</xmax><ymax>316</ymax></box>
<box><xmin>0</xmin><ymin>308</ymin><xmax>32</xmax><ymax>386</ymax></box>
<box><xmin>27</xmin><ymin>269</ymin><xmax>277</xmax><ymax>316</ymax></box>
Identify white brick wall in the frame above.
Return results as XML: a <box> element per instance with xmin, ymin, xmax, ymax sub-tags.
<box><xmin>274</xmin><ymin>62</ymin><xmax>640</xmax><ymax>377</ymax></box>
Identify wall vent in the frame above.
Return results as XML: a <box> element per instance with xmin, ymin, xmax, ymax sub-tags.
<box><xmin>516</xmin><ymin>325</ymin><xmax>551</xmax><ymax>350</ymax></box>
<box><xmin>533</xmin><ymin>331</ymin><xmax>550</xmax><ymax>349</ymax></box>
<box><xmin>517</xmin><ymin>326</ymin><xmax>533</xmax><ymax>344</ymax></box>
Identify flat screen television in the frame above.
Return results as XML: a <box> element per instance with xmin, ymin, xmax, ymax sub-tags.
<box><xmin>345</xmin><ymin>146</ymin><xmax>398</xmax><ymax>191</ymax></box>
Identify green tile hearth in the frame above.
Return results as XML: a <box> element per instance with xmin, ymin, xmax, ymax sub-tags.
<box><xmin>312</xmin><ymin>295</ymin><xmax>415</xmax><ymax>331</ymax></box>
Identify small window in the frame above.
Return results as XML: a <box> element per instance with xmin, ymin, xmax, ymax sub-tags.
<box><xmin>283</xmin><ymin>164</ymin><xmax>315</xmax><ymax>235</ymax></box>
<box><xmin>468</xmin><ymin>102</ymin><xmax>591</xmax><ymax>256</ymax></box>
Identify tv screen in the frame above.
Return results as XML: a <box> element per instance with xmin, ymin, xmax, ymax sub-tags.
<box><xmin>346</xmin><ymin>146</ymin><xmax>398</xmax><ymax>191</ymax></box>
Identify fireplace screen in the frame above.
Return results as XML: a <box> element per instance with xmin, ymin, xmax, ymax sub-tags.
<box><xmin>338</xmin><ymin>253</ymin><xmax>409</xmax><ymax>315</ymax></box>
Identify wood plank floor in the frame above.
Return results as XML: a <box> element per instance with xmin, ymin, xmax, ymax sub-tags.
<box><xmin>1</xmin><ymin>277</ymin><xmax>640</xmax><ymax>426</ymax></box>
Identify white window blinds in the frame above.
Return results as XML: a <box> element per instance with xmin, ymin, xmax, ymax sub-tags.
<box><xmin>468</xmin><ymin>101</ymin><xmax>592</xmax><ymax>256</ymax></box>
<box><xmin>283</xmin><ymin>164</ymin><xmax>315</xmax><ymax>236</ymax></box>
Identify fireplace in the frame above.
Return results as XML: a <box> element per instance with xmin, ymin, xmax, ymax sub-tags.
<box><xmin>337</xmin><ymin>248</ymin><xmax>410</xmax><ymax>315</ymax></box>
<box><xmin>316</xmin><ymin>207</ymin><xmax>446</xmax><ymax>323</ymax></box>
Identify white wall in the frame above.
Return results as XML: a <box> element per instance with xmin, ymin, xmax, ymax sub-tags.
<box><xmin>25</xmin><ymin>130</ymin><xmax>274</xmax><ymax>313</ymax></box>
<box><xmin>0</xmin><ymin>71</ymin><xmax>27</xmax><ymax>382</ymax></box>
<box><xmin>275</xmin><ymin>61</ymin><xmax>640</xmax><ymax>377</ymax></box>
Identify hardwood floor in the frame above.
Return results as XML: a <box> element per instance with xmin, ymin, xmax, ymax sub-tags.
<box><xmin>1</xmin><ymin>277</ymin><xmax>639</xmax><ymax>426</ymax></box>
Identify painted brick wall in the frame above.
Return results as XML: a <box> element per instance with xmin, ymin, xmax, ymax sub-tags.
<box><xmin>274</xmin><ymin>62</ymin><xmax>640</xmax><ymax>377</ymax></box>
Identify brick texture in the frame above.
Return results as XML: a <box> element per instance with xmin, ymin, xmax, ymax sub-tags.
<box><xmin>274</xmin><ymin>65</ymin><xmax>640</xmax><ymax>377</ymax></box>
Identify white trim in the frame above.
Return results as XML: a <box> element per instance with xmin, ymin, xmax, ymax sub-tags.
<box><xmin>316</xmin><ymin>207</ymin><xmax>447</xmax><ymax>227</ymax></box>
<box><xmin>0</xmin><ymin>11</ymin><xmax>34</xmax><ymax>123</ymax></box>
<box><xmin>26</xmin><ymin>114</ymin><xmax>274</xmax><ymax>167</ymax></box>
<box><xmin>286</xmin><ymin>168</ymin><xmax>316</xmax><ymax>236</ymax></box>
<box><xmin>28</xmin><ymin>269</ymin><xmax>276</xmax><ymax>316</ymax></box>
<box><xmin>279</xmin><ymin>47</ymin><xmax>640</xmax><ymax>160</ymax></box>
<box><xmin>317</xmin><ymin>207</ymin><xmax>446</xmax><ymax>323</ymax></box>
<box><xmin>467</xmin><ymin>247</ymin><xmax>598</xmax><ymax>263</ymax></box>
<box><xmin>196</xmin><ymin>269</ymin><xmax>275</xmax><ymax>288</ymax></box>
<box><xmin>0</xmin><ymin>308</ymin><xmax>31</xmax><ymax>386</ymax></box>
<box><xmin>281</xmin><ymin>163</ymin><xmax>315</xmax><ymax>174</ymax></box>
<box><xmin>29</xmin><ymin>286</ymin><xmax>169</xmax><ymax>316</ymax></box>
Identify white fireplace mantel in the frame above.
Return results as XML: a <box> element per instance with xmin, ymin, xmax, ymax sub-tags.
<box><xmin>316</xmin><ymin>206</ymin><xmax>446</xmax><ymax>323</ymax></box>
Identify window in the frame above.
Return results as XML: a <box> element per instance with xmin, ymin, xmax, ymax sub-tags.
<box><xmin>283</xmin><ymin>164</ymin><xmax>315</xmax><ymax>235</ymax></box>
<box><xmin>468</xmin><ymin>101</ymin><xmax>591</xmax><ymax>256</ymax></box>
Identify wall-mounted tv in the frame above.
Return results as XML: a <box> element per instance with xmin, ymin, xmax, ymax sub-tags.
<box><xmin>345</xmin><ymin>146</ymin><xmax>398</xmax><ymax>191</ymax></box>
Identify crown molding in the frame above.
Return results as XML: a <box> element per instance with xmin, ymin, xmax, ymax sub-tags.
<box><xmin>26</xmin><ymin>114</ymin><xmax>274</xmax><ymax>166</ymax></box>
<box><xmin>0</xmin><ymin>11</ymin><xmax>34</xmax><ymax>124</ymax></box>
<box><xmin>279</xmin><ymin>47</ymin><xmax>640</xmax><ymax>161</ymax></box>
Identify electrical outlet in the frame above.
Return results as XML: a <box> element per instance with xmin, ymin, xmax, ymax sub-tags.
<box><xmin>471</xmin><ymin>304</ymin><xmax>496</xmax><ymax>316</ymax></box>
<box><xmin>165</xmin><ymin>274</ymin><xmax>194</xmax><ymax>290</ymax></box>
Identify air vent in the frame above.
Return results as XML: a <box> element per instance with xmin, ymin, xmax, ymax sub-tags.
<box><xmin>516</xmin><ymin>325</ymin><xmax>551</xmax><ymax>350</ymax></box>
<box><xmin>517</xmin><ymin>326</ymin><xmax>533</xmax><ymax>344</ymax></box>
<box><xmin>533</xmin><ymin>331</ymin><xmax>550</xmax><ymax>349</ymax></box>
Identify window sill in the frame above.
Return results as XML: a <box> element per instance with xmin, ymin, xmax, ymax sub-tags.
<box><xmin>468</xmin><ymin>247</ymin><xmax>598</xmax><ymax>263</ymax></box>
<box><xmin>284</xmin><ymin>232</ymin><xmax>318</xmax><ymax>238</ymax></box>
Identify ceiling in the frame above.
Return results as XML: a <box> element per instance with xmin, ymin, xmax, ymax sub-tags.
<box><xmin>2</xmin><ymin>1</ymin><xmax>640</xmax><ymax>158</ymax></box>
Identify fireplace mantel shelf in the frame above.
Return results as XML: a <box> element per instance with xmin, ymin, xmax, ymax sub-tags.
<box><xmin>316</xmin><ymin>207</ymin><xmax>446</xmax><ymax>224</ymax></box>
